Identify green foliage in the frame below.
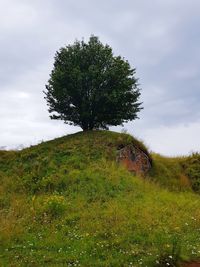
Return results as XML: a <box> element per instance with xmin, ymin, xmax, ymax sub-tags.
<box><xmin>1</xmin><ymin>131</ymin><xmax>200</xmax><ymax>266</ymax></box>
<box><xmin>181</xmin><ymin>153</ymin><xmax>200</xmax><ymax>192</ymax></box>
<box><xmin>39</xmin><ymin>195</ymin><xmax>66</xmax><ymax>218</ymax></box>
<box><xmin>149</xmin><ymin>152</ymin><xmax>200</xmax><ymax>194</ymax></box>
<box><xmin>1</xmin><ymin>131</ymin><xmax>148</xmax><ymax>194</ymax></box>
<box><xmin>156</xmin><ymin>235</ymin><xmax>182</xmax><ymax>266</ymax></box>
<box><xmin>44</xmin><ymin>35</ymin><xmax>142</xmax><ymax>130</ymax></box>
<box><xmin>149</xmin><ymin>154</ymin><xmax>188</xmax><ymax>191</ymax></box>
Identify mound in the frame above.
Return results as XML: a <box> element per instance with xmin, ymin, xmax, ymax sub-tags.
<box><xmin>0</xmin><ymin>131</ymin><xmax>200</xmax><ymax>266</ymax></box>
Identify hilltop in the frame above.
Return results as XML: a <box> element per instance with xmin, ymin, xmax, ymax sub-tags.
<box><xmin>0</xmin><ymin>131</ymin><xmax>200</xmax><ymax>266</ymax></box>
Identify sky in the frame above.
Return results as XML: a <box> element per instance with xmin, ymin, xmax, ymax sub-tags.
<box><xmin>0</xmin><ymin>0</ymin><xmax>200</xmax><ymax>155</ymax></box>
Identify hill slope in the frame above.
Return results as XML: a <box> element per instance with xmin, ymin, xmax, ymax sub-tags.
<box><xmin>0</xmin><ymin>131</ymin><xmax>200</xmax><ymax>267</ymax></box>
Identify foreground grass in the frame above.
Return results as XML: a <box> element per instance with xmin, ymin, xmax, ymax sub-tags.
<box><xmin>0</xmin><ymin>131</ymin><xmax>200</xmax><ymax>266</ymax></box>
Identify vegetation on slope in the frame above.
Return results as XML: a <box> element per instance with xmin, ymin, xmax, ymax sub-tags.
<box><xmin>149</xmin><ymin>153</ymin><xmax>200</xmax><ymax>193</ymax></box>
<box><xmin>0</xmin><ymin>131</ymin><xmax>200</xmax><ymax>267</ymax></box>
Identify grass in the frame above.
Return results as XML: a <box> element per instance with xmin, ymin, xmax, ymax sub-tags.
<box><xmin>0</xmin><ymin>130</ymin><xmax>200</xmax><ymax>266</ymax></box>
<box><xmin>149</xmin><ymin>154</ymin><xmax>189</xmax><ymax>191</ymax></box>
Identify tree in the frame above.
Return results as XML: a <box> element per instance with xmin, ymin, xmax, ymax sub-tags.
<box><xmin>44</xmin><ymin>35</ymin><xmax>142</xmax><ymax>131</ymax></box>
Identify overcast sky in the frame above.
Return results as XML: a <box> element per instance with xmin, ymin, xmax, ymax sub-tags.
<box><xmin>0</xmin><ymin>0</ymin><xmax>200</xmax><ymax>155</ymax></box>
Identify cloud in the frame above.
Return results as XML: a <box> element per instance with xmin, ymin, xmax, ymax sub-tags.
<box><xmin>142</xmin><ymin>122</ymin><xmax>200</xmax><ymax>156</ymax></box>
<box><xmin>0</xmin><ymin>0</ymin><xmax>200</xmax><ymax>154</ymax></box>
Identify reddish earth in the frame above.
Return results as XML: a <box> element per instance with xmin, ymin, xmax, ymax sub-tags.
<box><xmin>181</xmin><ymin>262</ymin><xmax>200</xmax><ymax>267</ymax></box>
<box><xmin>117</xmin><ymin>145</ymin><xmax>151</xmax><ymax>175</ymax></box>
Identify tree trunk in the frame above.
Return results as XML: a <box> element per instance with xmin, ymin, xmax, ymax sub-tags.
<box><xmin>81</xmin><ymin>121</ymin><xmax>94</xmax><ymax>131</ymax></box>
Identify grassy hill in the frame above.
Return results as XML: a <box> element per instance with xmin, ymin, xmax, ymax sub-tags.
<box><xmin>0</xmin><ymin>131</ymin><xmax>200</xmax><ymax>266</ymax></box>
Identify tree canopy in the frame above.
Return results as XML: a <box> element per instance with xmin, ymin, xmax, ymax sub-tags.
<box><xmin>44</xmin><ymin>35</ymin><xmax>143</xmax><ymax>130</ymax></box>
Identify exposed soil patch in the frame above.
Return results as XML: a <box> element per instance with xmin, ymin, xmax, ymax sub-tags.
<box><xmin>181</xmin><ymin>262</ymin><xmax>200</xmax><ymax>267</ymax></box>
<box><xmin>117</xmin><ymin>145</ymin><xmax>151</xmax><ymax>175</ymax></box>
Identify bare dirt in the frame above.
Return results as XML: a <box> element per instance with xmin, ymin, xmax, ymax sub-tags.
<box><xmin>181</xmin><ymin>262</ymin><xmax>200</xmax><ymax>267</ymax></box>
<box><xmin>117</xmin><ymin>145</ymin><xmax>151</xmax><ymax>175</ymax></box>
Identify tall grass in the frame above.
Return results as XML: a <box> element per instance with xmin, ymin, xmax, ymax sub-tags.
<box><xmin>0</xmin><ymin>131</ymin><xmax>200</xmax><ymax>266</ymax></box>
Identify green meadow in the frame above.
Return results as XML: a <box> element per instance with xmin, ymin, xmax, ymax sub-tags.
<box><xmin>0</xmin><ymin>131</ymin><xmax>200</xmax><ymax>266</ymax></box>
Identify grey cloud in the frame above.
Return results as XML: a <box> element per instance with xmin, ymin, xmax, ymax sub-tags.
<box><xmin>1</xmin><ymin>0</ymin><xmax>200</xmax><ymax>154</ymax></box>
